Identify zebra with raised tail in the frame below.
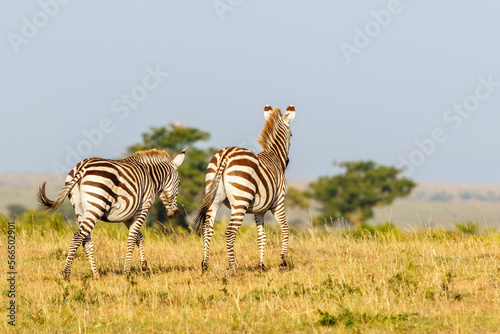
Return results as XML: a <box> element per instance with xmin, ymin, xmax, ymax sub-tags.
<box><xmin>37</xmin><ymin>149</ymin><xmax>185</xmax><ymax>281</ymax></box>
<box><xmin>195</xmin><ymin>105</ymin><xmax>295</xmax><ymax>272</ymax></box>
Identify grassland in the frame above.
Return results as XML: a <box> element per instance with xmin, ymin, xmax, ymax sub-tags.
<box><xmin>2</xmin><ymin>213</ymin><xmax>500</xmax><ymax>333</ymax></box>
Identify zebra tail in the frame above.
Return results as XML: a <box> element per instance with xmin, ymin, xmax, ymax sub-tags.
<box><xmin>37</xmin><ymin>161</ymin><xmax>88</xmax><ymax>214</ymax></box>
<box><xmin>194</xmin><ymin>160</ymin><xmax>226</xmax><ymax>234</ymax></box>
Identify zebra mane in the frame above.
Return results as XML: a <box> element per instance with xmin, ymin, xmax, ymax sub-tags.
<box><xmin>129</xmin><ymin>149</ymin><xmax>171</xmax><ymax>164</ymax></box>
<box><xmin>257</xmin><ymin>107</ymin><xmax>283</xmax><ymax>151</ymax></box>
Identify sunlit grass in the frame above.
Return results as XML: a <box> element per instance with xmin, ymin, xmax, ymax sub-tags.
<box><xmin>1</xmin><ymin>214</ymin><xmax>500</xmax><ymax>333</ymax></box>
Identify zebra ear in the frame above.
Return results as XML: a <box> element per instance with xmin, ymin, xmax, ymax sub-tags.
<box><xmin>263</xmin><ymin>105</ymin><xmax>272</xmax><ymax>120</ymax></box>
<box><xmin>283</xmin><ymin>105</ymin><xmax>295</xmax><ymax>125</ymax></box>
<box><xmin>172</xmin><ymin>150</ymin><xmax>186</xmax><ymax>168</ymax></box>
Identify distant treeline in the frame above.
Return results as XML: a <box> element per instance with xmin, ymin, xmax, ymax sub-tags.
<box><xmin>410</xmin><ymin>190</ymin><xmax>500</xmax><ymax>202</ymax></box>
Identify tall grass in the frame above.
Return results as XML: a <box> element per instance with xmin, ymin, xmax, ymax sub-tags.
<box><xmin>1</xmin><ymin>214</ymin><xmax>499</xmax><ymax>333</ymax></box>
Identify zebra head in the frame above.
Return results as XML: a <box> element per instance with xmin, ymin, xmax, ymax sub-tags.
<box><xmin>159</xmin><ymin>150</ymin><xmax>185</xmax><ymax>219</ymax></box>
<box><xmin>261</xmin><ymin>105</ymin><xmax>295</xmax><ymax>169</ymax></box>
<box><xmin>282</xmin><ymin>105</ymin><xmax>295</xmax><ymax>155</ymax></box>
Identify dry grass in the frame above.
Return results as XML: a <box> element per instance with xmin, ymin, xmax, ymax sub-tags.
<box><xmin>1</xmin><ymin>214</ymin><xmax>500</xmax><ymax>333</ymax></box>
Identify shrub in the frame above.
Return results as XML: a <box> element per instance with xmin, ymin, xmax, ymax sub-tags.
<box><xmin>455</xmin><ymin>221</ymin><xmax>480</xmax><ymax>235</ymax></box>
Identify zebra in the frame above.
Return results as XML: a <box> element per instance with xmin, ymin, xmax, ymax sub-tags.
<box><xmin>37</xmin><ymin>149</ymin><xmax>185</xmax><ymax>281</ymax></box>
<box><xmin>194</xmin><ymin>105</ymin><xmax>295</xmax><ymax>272</ymax></box>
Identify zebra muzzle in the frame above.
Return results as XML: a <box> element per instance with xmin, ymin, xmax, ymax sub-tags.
<box><xmin>166</xmin><ymin>206</ymin><xmax>180</xmax><ymax>219</ymax></box>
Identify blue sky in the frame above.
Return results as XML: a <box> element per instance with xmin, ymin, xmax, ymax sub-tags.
<box><xmin>1</xmin><ymin>1</ymin><xmax>500</xmax><ymax>183</ymax></box>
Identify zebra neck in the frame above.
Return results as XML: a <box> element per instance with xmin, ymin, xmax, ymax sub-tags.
<box><xmin>262</xmin><ymin>145</ymin><xmax>288</xmax><ymax>172</ymax></box>
<box><xmin>143</xmin><ymin>162</ymin><xmax>171</xmax><ymax>193</ymax></box>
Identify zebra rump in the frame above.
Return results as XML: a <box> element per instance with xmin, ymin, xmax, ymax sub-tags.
<box><xmin>37</xmin><ymin>160</ymin><xmax>90</xmax><ymax>214</ymax></box>
<box><xmin>194</xmin><ymin>159</ymin><xmax>226</xmax><ymax>233</ymax></box>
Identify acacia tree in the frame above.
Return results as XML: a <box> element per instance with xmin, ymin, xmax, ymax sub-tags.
<box><xmin>308</xmin><ymin>161</ymin><xmax>416</xmax><ymax>226</ymax></box>
<box><xmin>127</xmin><ymin>124</ymin><xmax>217</xmax><ymax>230</ymax></box>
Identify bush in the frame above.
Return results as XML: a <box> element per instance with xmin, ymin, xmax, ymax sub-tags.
<box><xmin>341</xmin><ymin>222</ymin><xmax>402</xmax><ymax>240</ymax></box>
<box><xmin>7</xmin><ymin>204</ymin><xmax>28</xmax><ymax>218</ymax></box>
<box><xmin>375</xmin><ymin>222</ymin><xmax>402</xmax><ymax>238</ymax></box>
<box><xmin>344</xmin><ymin>224</ymin><xmax>375</xmax><ymax>239</ymax></box>
<box><xmin>455</xmin><ymin>221</ymin><xmax>480</xmax><ymax>235</ymax></box>
<box><xmin>14</xmin><ymin>210</ymin><xmax>75</xmax><ymax>235</ymax></box>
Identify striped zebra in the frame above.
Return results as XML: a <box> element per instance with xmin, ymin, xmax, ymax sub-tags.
<box><xmin>37</xmin><ymin>149</ymin><xmax>185</xmax><ymax>281</ymax></box>
<box><xmin>195</xmin><ymin>105</ymin><xmax>295</xmax><ymax>272</ymax></box>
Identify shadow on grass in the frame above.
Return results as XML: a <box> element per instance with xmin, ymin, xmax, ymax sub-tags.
<box><xmin>95</xmin><ymin>264</ymin><xmax>197</xmax><ymax>277</ymax></box>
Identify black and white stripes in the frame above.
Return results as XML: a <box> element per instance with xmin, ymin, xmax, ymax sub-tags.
<box><xmin>37</xmin><ymin>149</ymin><xmax>185</xmax><ymax>281</ymax></box>
<box><xmin>195</xmin><ymin>105</ymin><xmax>295</xmax><ymax>272</ymax></box>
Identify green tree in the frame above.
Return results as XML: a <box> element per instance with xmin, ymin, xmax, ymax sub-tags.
<box><xmin>285</xmin><ymin>186</ymin><xmax>310</xmax><ymax>210</ymax></box>
<box><xmin>127</xmin><ymin>124</ymin><xmax>217</xmax><ymax>230</ymax></box>
<box><xmin>308</xmin><ymin>161</ymin><xmax>416</xmax><ymax>226</ymax></box>
<box><xmin>7</xmin><ymin>204</ymin><xmax>28</xmax><ymax>218</ymax></box>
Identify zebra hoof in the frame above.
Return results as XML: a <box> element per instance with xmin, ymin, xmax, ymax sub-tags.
<box><xmin>279</xmin><ymin>259</ymin><xmax>288</xmax><ymax>271</ymax></box>
<box><xmin>280</xmin><ymin>259</ymin><xmax>293</xmax><ymax>271</ymax></box>
<box><xmin>227</xmin><ymin>265</ymin><xmax>237</xmax><ymax>275</ymax></box>
<box><xmin>62</xmin><ymin>271</ymin><xmax>70</xmax><ymax>282</ymax></box>
<box><xmin>257</xmin><ymin>263</ymin><xmax>267</xmax><ymax>272</ymax></box>
<box><xmin>279</xmin><ymin>254</ymin><xmax>292</xmax><ymax>271</ymax></box>
<box><xmin>141</xmin><ymin>261</ymin><xmax>149</xmax><ymax>273</ymax></box>
<box><xmin>201</xmin><ymin>260</ymin><xmax>209</xmax><ymax>274</ymax></box>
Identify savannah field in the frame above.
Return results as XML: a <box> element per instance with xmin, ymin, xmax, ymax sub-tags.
<box><xmin>2</xmin><ymin>212</ymin><xmax>500</xmax><ymax>333</ymax></box>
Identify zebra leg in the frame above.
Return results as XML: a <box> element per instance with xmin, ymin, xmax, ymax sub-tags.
<box><xmin>225</xmin><ymin>208</ymin><xmax>246</xmax><ymax>272</ymax></box>
<box><xmin>272</xmin><ymin>205</ymin><xmax>290</xmax><ymax>269</ymax></box>
<box><xmin>136</xmin><ymin>231</ymin><xmax>149</xmax><ymax>275</ymax></box>
<box><xmin>201</xmin><ymin>220</ymin><xmax>213</xmax><ymax>273</ymax></box>
<box><xmin>123</xmin><ymin>207</ymin><xmax>150</xmax><ymax>278</ymax></box>
<box><xmin>201</xmin><ymin>201</ymin><xmax>222</xmax><ymax>273</ymax></box>
<box><xmin>62</xmin><ymin>186</ymin><xmax>86</xmax><ymax>281</ymax></box>
<box><xmin>63</xmin><ymin>209</ymin><xmax>99</xmax><ymax>281</ymax></box>
<box><xmin>82</xmin><ymin>234</ymin><xmax>99</xmax><ymax>279</ymax></box>
<box><xmin>62</xmin><ymin>229</ymin><xmax>85</xmax><ymax>281</ymax></box>
<box><xmin>124</xmin><ymin>221</ymin><xmax>149</xmax><ymax>275</ymax></box>
<box><xmin>254</xmin><ymin>214</ymin><xmax>267</xmax><ymax>270</ymax></box>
